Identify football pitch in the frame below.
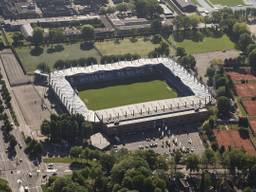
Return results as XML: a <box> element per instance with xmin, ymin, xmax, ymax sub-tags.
<box><xmin>79</xmin><ymin>80</ymin><xmax>178</xmax><ymax>110</ymax></box>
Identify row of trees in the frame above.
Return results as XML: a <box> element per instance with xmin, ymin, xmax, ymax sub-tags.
<box><xmin>0</xmin><ymin>73</ymin><xmax>19</xmax><ymax>159</ymax></box>
<box><xmin>41</xmin><ymin>114</ymin><xmax>92</xmax><ymax>144</ymax></box>
<box><xmin>43</xmin><ymin>145</ymin><xmax>256</xmax><ymax>192</ymax></box>
<box><xmin>53</xmin><ymin>57</ymin><xmax>97</xmax><ymax>70</ymax></box>
<box><xmin>100</xmin><ymin>53</ymin><xmax>141</xmax><ymax>64</ymax></box>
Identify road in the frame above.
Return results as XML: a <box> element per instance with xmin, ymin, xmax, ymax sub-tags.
<box><xmin>0</xmin><ymin>49</ymin><xmax>42</xmax><ymax>192</ymax></box>
<box><xmin>4</xmin><ymin>15</ymin><xmax>100</xmax><ymax>26</ymax></box>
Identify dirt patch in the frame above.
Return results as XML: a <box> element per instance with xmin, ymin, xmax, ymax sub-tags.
<box><xmin>242</xmin><ymin>99</ymin><xmax>256</xmax><ymax>116</ymax></box>
<box><xmin>226</xmin><ymin>71</ymin><xmax>256</xmax><ymax>81</ymax></box>
<box><xmin>12</xmin><ymin>84</ymin><xmax>51</xmax><ymax>130</ymax></box>
<box><xmin>193</xmin><ymin>50</ymin><xmax>240</xmax><ymax>81</ymax></box>
<box><xmin>234</xmin><ymin>83</ymin><xmax>256</xmax><ymax>97</ymax></box>
<box><xmin>249</xmin><ymin>119</ymin><xmax>256</xmax><ymax>135</ymax></box>
<box><xmin>214</xmin><ymin>129</ymin><xmax>256</xmax><ymax>155</ymax></box>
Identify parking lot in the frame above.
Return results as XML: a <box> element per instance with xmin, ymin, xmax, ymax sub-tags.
<box><xmin>115</xmin><ymin>124</ymin><xmax>205</xmax><ymax>155</ymax></box>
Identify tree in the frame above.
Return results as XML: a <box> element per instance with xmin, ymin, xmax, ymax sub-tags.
<box><xmin>134</xmin><ymin>0</ymin><xmax>163</xmax><ymax>19</ymax></box>
<box><xmin>189</xmin><ymin>15</ymin><xmax>201</xmax><ymax>28</ymax></box>
<box><xmin>9</xmin><ymin>135</ymin><xmax>17</xmax><ymax>147</ymax></box>
<box><xmin>180</xmin><ymin>55</ymin><xmax>196</xmax><ymax>70</ymax></box>
<box><xmin>81</xmin><ymin>25</ymin><xmax>95</xmax><ymax>42</ymax></box>
<box><xmin>151</xmin><ymin>34</ymin><xmax>162</xmax><ymax>44</ymax></box>
<box><xmin>248</xmin><ymin>48</ymin><xmax>256</xmax><ymax>73</ymax></box>
<box><xmin>238</xmin><ymin>33</ymin><xmax>252</xmax><ymax>52</ymax></box>
<box><xmin>216</xmin><ymin>86</ymin><xmax>227</xmax><ymax>97</ymax></box>
<box><xmin>185</xmin><ymin>154</ymin><xmax>200</xmax><ymax>175</ymax></box>
<box><xmin>202</xmin><ymin>149</ymin><xmax>216</xmax><ymax>169</ymax></box>
<box><xmin>151</xmin><ymin>19</ymin><xmax>162</xmax><ymax>33</ymax></box>
<box><xmin>48</xmin><ymin>29</ymin><xmax>65</xmax><ymax>43</ymax></box>
<box><xmin>12</xmin><ymin>32</ymin><xmax>23</xmax><ymax>46</ymax></box>
<box><xmin>217</xmin><ymin>96</ymin><xmax>231</xmax><ymax>118</ymax></box>
<box><xmin>40</xmin><ymin>120</ymin><xmax>51</xmax><ymax>136</ymax></box>
<box><xmin>116</xmin><ymin>2</ymin><xmax>129</xmax><ymax>13</ymax></box>
<box><xmin>176</xmin><ymin>47</ymin><xmax>186</xmax><ymax>57</ymax></box>
<box><xmin>243</xmin><ymin>187</ymin><xmax>252</xmax><ymax>192</ymax></box>
<box><xmin>37</xmin><ymin>63</ymin><xmax>50</xmax><ymax>74</ymax></box>
<box><xmin>0</xmin><ymin>178</ymin><xmax>11</xmax><ymax>192</ymax></box>
<box><xmin>32</xmin><ymin>27</ymin><xmax>44</xmax><ymax>47</ymax></box>
<box><xmin>70</xmin><ymin>146</ymin><xmax>83</xmax><ymax>158</ymax></box>
<box><xmin>233</xmin><ymin>22</ymin><xmax>249</xmax><ymax>37</ymax></box>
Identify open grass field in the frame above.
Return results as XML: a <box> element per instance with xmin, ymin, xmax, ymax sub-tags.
<box><xmin>95</xmin><ymin>38</ymin><xmax>160</xmax><ymax>56</ymax></box>
<box><xmin>15</xmin><ymin>43</ymin><xmax>101</xmax><ymax>74</ymax></box>
<box><xmin>209</xmin><ymin>0</ymin><xmax>244</xmax><ymax>6</ymax></box>
<box><xmin>79</xmin><ymin>80</ymin><xmax>177</xmax><ymax>110</ymax></box>
<box><xmin>170</xmin><ymin>35</ymin><xmax>235</xmax><ymax>54</ymax></box>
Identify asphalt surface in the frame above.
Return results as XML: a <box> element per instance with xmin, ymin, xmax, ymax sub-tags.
<box><xmin>0</xmin><ymin>49</ymin><xmax>42</xmax><ymax>192</ymax></box>
<box><xmin>116</xmin><ymin>124</ymin><xmax>205</xmax><ymax>155</ymax></box>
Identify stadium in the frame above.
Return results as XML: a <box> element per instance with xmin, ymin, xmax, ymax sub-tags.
<box><xmin>49</xmin><ymin>58</ymin><xmax>213</xmax><ymax>135</ymax></box>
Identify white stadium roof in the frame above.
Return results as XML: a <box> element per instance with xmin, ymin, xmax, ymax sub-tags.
<box><xmin>50</xmin><ymin>58</ymin><xmax>213</xmax><ymax>123</ymax></box>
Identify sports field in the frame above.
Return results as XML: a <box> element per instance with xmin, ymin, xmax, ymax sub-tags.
<box><xmin>209</xmin><ymin>0</ymin><xmax>244</xmax><ymax>6</ymax></box>
<box><xmin>15</xmin><ymin>42</ymin><xmax>101</xmax><ymax>74</ymax></box>
<box><xmin>79</xmin><ymin>80</ymin><xmax>177</xmax><ymax>110</ymax></box>
<box><xmin>95</xmin><ymin>38</ymin><xmax>161</xmax><ymax>56</ymax></box>
<box><xmin>170</xmin><ymin>35</ymin><xmax>235</xmax><ymax>54</ymax></box>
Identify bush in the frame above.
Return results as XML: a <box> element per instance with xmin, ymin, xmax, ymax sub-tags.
<box><xmin>238</xmin><ymin>117</ymin><xmax>248</xmax><ymax>127</ymax></box>
<box><xmin>151</xmin><ymin>34</ymin><xmax>162</xmax><ymax>44</ymax></box>
<box><xmin>30</xmin><ymin>47</ymin><xmax>43</xmax><ymax>56</ymax></box>
<box><xmin>80</xmin><ymin>41</ymin><xmax>94</xmax><ymax>50</ymax></box>
<box><xmin>130</xmin><ymin>37</ymin><xmax>138</xmax><ymax>43</ymax></box>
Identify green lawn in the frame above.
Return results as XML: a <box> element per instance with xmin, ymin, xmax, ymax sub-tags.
<box><xmin>79</xmin><ymin>80</ymin><xmax>177</xmax><ymax>110</ymax></box>
<box><xmin>15</xmin><ymin>43</ymin><xmax>101</xmax><ymax>74</ymax></box>
<box><xmin>170</xmin><ymin>35</ymin><xmax>235</xmax><ymax>54</ymax></box>
<box><xmin>209</xmin><ymin>0</ymin><xmax>244</xmax><ymax>6</ymax></box>
<box><xmin>95</xmin><ymin>38</ymin><xmax>160</xmax><ymax>56</ymax></box>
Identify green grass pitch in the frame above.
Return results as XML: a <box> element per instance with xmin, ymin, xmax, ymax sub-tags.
<box><xmin>209</xmin><ymin>0</ymin><xmax>244</xmax><ymax>6</ymax></box>
<box><xmin>79</xmin><ymin>80</ymin><xmax>178</xmax><ymax>110</ymax></box>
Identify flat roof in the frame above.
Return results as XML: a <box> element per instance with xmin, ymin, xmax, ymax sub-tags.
<box><xmin>90</xmin><ymin>132</ymin><xmax>110</xmax><ymax>150</ymax></box>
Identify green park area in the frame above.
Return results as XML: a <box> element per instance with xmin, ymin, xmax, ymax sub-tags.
<box><xmin>209</xmin><ymin>0</ymin><xmax>244</xmax><ymax>6</ymax></box>
<box><xmin>15</xmin><ymin>43</ymin><xmax>101</xmax><ymax>74</ymax></box>
<box><xmin>95</xmin><ymin>38</ymin><xmax>161</xmax><ymax>56</ymax></box>
<box><xmin>170</xmin><ymin>35</ymin><xmax>235</xmax><ymax>54</ymax></box>
<box><xmin>79</xmin><ymin>80</ymin><xmax>177</xmax><ymax>110</ymax></box>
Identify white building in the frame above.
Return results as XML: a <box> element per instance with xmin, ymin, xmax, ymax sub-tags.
<box><xmin>20</xmin><ymin>23</ymin><xmax>34</xmax><ymax>39</ymax></box>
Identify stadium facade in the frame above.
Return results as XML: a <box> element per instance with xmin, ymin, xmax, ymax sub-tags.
<box><xmin>49</xmin><ymin>58</ymin><xmax>213</xmax><ymax>135</ymax></box>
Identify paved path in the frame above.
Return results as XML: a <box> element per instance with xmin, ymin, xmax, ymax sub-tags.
<box><xmin>0</xmin><ymin>49</ymin><xmax>30</xmax><ymax>86</ymax></box>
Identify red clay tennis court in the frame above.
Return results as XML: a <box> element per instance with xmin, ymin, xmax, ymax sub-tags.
<box><xmin>242</xmin><ymin>100</ymin><xmax>256</xmax><ymax>116</ymax></box>
<box><xmin>249</xmin><ymin>119</ymin><xmax>256</xmax><ymax>135</ymax></box>
<box><xmin>234</xmin><ymin>84</ymin><xmax>256</xmax><ymax>97</ymax></box>
<box><xmin>214</xmin><ymin>130</ymin><xmax>256</xmax><ymax>155</ymax></box>
<box><xmin>226</xmin><ymin>72</ymin><xmax>256</xmax><ymax>81</ymax></box>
